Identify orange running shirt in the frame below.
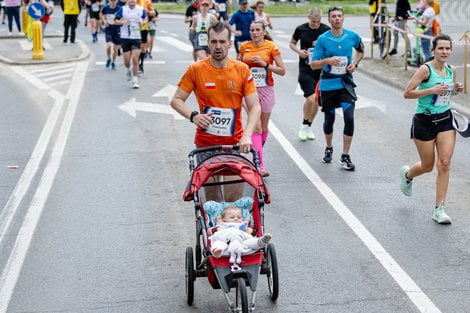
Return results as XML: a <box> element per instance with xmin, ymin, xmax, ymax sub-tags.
<box><xmin>239</xmin><ymin>40</ymin><xmax>280</xmax><ymax>87</ymax></box>
<box><xmin>178</xmin><ymin>58</ymin><xmax>257</xmax><ymax>147</ymax></box>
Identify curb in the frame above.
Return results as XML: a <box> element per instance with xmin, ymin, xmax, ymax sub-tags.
<box><xmin>0</xmin><ymin>39</ymin><xmax>90</xmax><ymax>65</ymax></box>
<box><xmin>0</xmin><ymin>34</ymin><xmax>63</xmax><ymax>39</ymax></box>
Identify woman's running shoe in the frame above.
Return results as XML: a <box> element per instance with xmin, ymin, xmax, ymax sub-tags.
<box><xmin>399</xmin><ymin>165</ymin><xmax>412</xmax><ymax>196</ymax></box>
<box><xmin>259</xmin><ymin>168</ymin><xmax>269</xmax><ymax>177</ymax></box>
<box><xmin>340</xmin><ymin>154</ymin><xmax>355</xmax><ymax>171</ymax></box>
<box><xmin>432</xmin><ymin>204</ymin><xmax>452</xmax><ymax>224</ymax></box>
<box><xmin>322</xmin><ymin>147</ymin><xmax>333</xmax><ymax>163</ymax></box>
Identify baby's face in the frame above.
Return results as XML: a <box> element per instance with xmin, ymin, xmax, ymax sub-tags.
<box><xmin>223</xmin><ymin>208</ymin><xmax>243</xmax><ymax>223</ymax></box>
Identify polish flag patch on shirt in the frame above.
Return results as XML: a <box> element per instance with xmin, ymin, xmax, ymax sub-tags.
<box><xmin>205</xmin><ymin>82</ymin><xmax>216</xmax><ymax>89</ymax></box>
<box><xmin>247</xmin><ymin>75</ymin><xmax>253</xmax><ymax>83</ymax></box>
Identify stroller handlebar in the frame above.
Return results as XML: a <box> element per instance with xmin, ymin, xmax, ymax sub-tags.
<box><xmin>188</xmin><ymin>145</ymin><xmax>260</xmax><ymax>170</ymax></box>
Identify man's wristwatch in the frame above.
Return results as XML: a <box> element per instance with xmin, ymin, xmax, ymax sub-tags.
<box><xmin>189</xmin><ymin>111</ymin><xmax>199</xmax><ymax>123</ymax></box>
<box><xmin>354</xmin><ymin>63</ymin><xmax>359</xmax><ymax>68</ymax></box>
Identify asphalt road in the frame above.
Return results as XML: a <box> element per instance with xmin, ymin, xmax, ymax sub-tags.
<box><xmin>0</xmin><ymin>13</ymin><xmax>469</xmax><ymax>313</ymax></box>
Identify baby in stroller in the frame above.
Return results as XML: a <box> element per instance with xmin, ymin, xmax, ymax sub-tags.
<box><xmin>210</xmin><ymin>206</ymin><xmax>272</xmax><ymax>265</ymax></box>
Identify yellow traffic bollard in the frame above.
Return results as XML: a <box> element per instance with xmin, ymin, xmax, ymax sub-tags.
<box><xmin>22</xmin><ymin>6</ymin><xmax>28</xmax><ymax>35</ymax></box>
<box><xmin>32</xmin><ymin>20</ymin><xmax>44</xmax><ymax>60</ymax></box>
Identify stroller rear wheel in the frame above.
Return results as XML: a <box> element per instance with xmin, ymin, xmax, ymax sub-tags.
<box><xmin>235</xmin><ymin>278</ymin><xmax>249</xmax><ymax>313</ymax></box>
<box><xmin>266</xmin><ymin>243</ymin><xmax>279</xmax><ymax>301</ymax></box>
<box><xmin>185</xmin><ymin>247</ymin><xmax>195</xmax><ymax>305</ymax></box>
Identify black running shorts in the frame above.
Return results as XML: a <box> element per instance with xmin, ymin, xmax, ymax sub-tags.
<box><xmin>140</xmin><ymin>30</ymin><xmax>148</xmax><ymax>44</ymax></box>
<box><xmin>411</xmin><ymin>110</ymin><xmax>455</xmax><ymax>141</ymax></box>
<box><xmin>298</xmin><ymin>70</ymin><xmax>319</xmax><ymax>98</ymax></box>
<box><xmin>121</xmin><ymin>38</ymin><xmax>141</xmax><ymax>52</ymax></box>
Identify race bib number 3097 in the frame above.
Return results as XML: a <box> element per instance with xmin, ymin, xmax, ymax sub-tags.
<box><xmin>202</xmin><ymin>107</ymin><xmax>236</xmax><ymax>136</ymax></box>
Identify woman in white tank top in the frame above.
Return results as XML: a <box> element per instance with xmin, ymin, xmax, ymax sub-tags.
<box><xmin>189</xmin><ymin>0</ymin><xmax>217</xmax><ymax>60</ymax></box>
<box><xmin>252</xmin><ymin>0</ymin><xmax>272</xmax><ymax>30</ymax></box>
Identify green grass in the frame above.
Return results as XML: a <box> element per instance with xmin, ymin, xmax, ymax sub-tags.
<box><xmin>263</xmin><ymin>2</ymin><xmax>369</xmax><ymax>15</ymax></box>
<box><xmin>154</xmin><ymin>0</ymin><xmax>418</xmax><ymax>15</ymax></box>
<box><xmin>155</xmin><ymin>0</ymin><xmax>369</xmax><ymax>15</ymax></box>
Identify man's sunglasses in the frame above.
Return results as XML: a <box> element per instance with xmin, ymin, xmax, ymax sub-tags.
<box><xmin>328</xmin><ymin>6</ymin><xmax>343</xmax><ymax>13</ymax></box>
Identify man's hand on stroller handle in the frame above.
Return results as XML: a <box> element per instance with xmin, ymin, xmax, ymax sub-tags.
<box><xmin>238</xmin><ymin>133</ymin><xmax>252</xmax><ymax>153</ymax></box>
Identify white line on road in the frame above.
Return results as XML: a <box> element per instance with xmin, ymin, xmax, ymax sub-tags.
<box><xmin>35</xmin><ymin>67</ymin><xmax>74</xmax><ymax>78</ymax></box>
<box><xmin>51</xmin><ymin>80</ymin><xmax>70</xmax><ymax>87</ymax></box>
<box><xmin>0</xmin><ymin>62</ymin><xmax>89</xmax><ymax>313</ymax></box>
<box><xmin>9</xmin><ymin>66</ymin><xmax>50</xmax><ymax>90</ymax></box>
<box><xmin>0</xmin><ymin>89</ymin><xmax>64</xmax><ymax>252</ymax></box>
<box><xmin>30</xmin><ymin>64</ymin><xmax>75</xmax><ymax>74</ymax></box>
<box><xmin>156</xmin><ymin>36</ymin><xmax>193</xmax><ymax>52</ymax></box>
<box><xmin>42</xmin><ymin>73</ymin><xmax>74</xmax><ymax>82</ymax></box>
<box><xmin>269</xmin><ymin>121</ymin><xmax>442</xmax><ymax>313</ymax></box>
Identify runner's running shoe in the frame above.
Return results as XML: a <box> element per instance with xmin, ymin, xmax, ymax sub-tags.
<box><xmin>126</xmin><ymin>69</ymin><xmax>132</xmax><ymax>81</ymax></box>
<box><xmin>322</xmin><ymin>147</ymin><xmax>333</xmax><ymax>163</ymax></box>
<box><xmin>432</xmin><ymin>204</ymin><xmax>452</xmax><ymax>224</ymax></box>
<box><xmin>111</xmin><ymin>62</ymin><xmax>116</xmax><ymax>70</ymax></box>
<box><xmin>340</xmin><ymin>154</ymin><xmax>355</xmax><ymax>171</ymax></box>
<box><xmin>400</xmin><ymin>165</ymin><xmax>412</xmax><ymax>196</ymax></box>
<box><xmin>132</xmin><ymin>81</ymin><xmax>140</xmax><ymax>89</ymax></box>
<box><xmin>298</xmin><ymin>125</ymin><xmax>309</xmax><ymax>141</ymax></box>
<box><xmin>105</xmin><ymin>59</ymin><xmax>111</xmax><ymax>68</ymax></box>
<box><xmin>305</xmin><ymin>127</ymin><xmax>315</xmax><ymax>140</ymax></box>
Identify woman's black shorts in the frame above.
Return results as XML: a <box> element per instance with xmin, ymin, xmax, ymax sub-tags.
<box><xmin>411</xmin><ymin>110</ymin><xmax>455</xmax><ymax>141</ymax></box>
<box><xmin>140</xmin><ymin>30</ymin><xmax>148</xmax><ymax>44</ymax></box>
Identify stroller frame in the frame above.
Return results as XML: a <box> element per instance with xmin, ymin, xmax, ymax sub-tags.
<box><xmin>183</xmin><ymin>145</ymin><xmax>278</xmax><ymax>313</ymax></box>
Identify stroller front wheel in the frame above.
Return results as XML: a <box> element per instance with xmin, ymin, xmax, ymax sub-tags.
<box><xmin>185</xmin><ymin>247</ymin><xmax>195</xmax><ymax>305</ymax></box>
<box><xmin>235</xmin><ymin>278</ymin><xmax>249</xmax><ymax>313</ymax></box>
<box><xmin>266</xmin><ymin>243</ymin><xmax>279</xmax><ymax>301</ymax></box>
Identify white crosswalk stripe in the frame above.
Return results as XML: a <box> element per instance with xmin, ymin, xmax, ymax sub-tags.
<box><xmin>42</xmin><ymin>73</ymin><xmax>73</xmax><ymax>82</ymax></box>
<box><xmin>35</xmin><ymin>67</ymin><xmax>75</xmax><ymax>78</ymax></box>
<box><xmin>30</xmin><ymin>64</ymin><xmax>75</xmax><ymax>74</ymax></box>
<box><xmin>27</xmin><ymin>64</ymin><xmax>75</xmax><ymax>85</ymax></box>
<box><xmin>156</xmin><ymin>36</ymin><xmax>193</xmax><ymax>52</ymax></box>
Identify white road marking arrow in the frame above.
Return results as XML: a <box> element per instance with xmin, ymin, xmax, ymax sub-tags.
<box><xmin>118</xmin><ymin>98</ymin><xmax>184</xmax><ymax>120</ymax></box>
<box><xmin>337</xmin><ymin>94</ymin><xmax>386</xmax><ymax>116</ymax></box>
<box><xmin>152</xmin><ymin>84</ymin><xmax>177</xmax><ymax>98</ymax></box>
<box><xmin>355</xmin><ymin>95</ymin><xmax>386</xmax><ymax>113</ymax></box>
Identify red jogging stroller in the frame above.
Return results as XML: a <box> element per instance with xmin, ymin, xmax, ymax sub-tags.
<box><xmin>183</xmin><ymin>145</ymin><xmax>279</xmax><ymax>313</ymax></box>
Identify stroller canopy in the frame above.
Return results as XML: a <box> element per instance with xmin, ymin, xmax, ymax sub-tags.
<box><xmin>183</xmin><ymin>154</ymin><xmax>270</xmax><ymax>203</ymax></box>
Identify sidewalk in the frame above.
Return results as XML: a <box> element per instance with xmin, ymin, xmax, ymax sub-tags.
<box><xmin>0</xmin><ymin>34</ymin><xmax>89</xmax><ymax>65</ymax></box>
<box><xmin>359</xmin><ymin>57</ymin><xmax>470</xmax><ymax>114</ymax></box>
